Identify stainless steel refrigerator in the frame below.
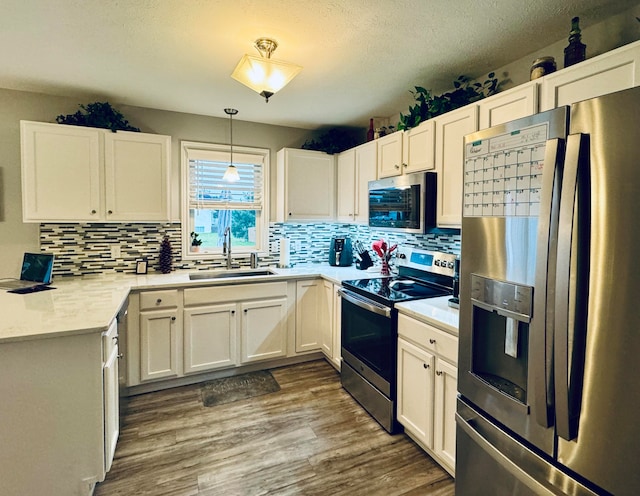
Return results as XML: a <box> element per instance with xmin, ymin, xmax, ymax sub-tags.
<box><xmin>456</xmin><ymin>86</ymin><xmax>640</xmax><ymax>496</ymax></box>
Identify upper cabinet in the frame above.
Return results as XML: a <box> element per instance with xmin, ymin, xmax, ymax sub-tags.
<box><xmin>403</xmin><ymin>119</ymin><xmax>436</xmax><ymax>173</ymax></box>
<box><xmin>376</xmin><ymin>131</ymin><xmax>404</xmax><ymax>178</ymax></box>
<box><xmin>478</xmin><ymin>80</ymin><xmax>538</xmax><ymax>129</ymax></box>
<box><xmin>434</xmin><ymin>104</ymin><xmax>478</xmax><ymax>228</ymax></box>
<box><xmin>336</xmin><ymin>141</ymin><xmax>377</xmax><ymax>223</ymax></box>
<box><xmin>20</xmin><ymin>121</ymin><xmax>171</xmax><ymax>223</ymax></box>
<box><xmin>276</xmin><ymin>148</ymin><xmax>335</xmax><ymax>222</ymax></box>
<box><xmin>540</xmin><ymin>40</ymin><xmax>640</xmax><ymax>111</ymax></box>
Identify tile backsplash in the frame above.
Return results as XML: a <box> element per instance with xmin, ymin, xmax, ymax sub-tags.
<box><xmin>40</xmin><ymin>222</ymin><xmax>460</xmax><ymax>277</ymax></box>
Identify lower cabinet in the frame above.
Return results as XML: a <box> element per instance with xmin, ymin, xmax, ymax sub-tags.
<box><xmin>183</xmin><ymin>303</ymin><xmax>237</xmax><ymax>373</ymax></box>
<box><xmin>318</xmin><ymin>279</ymin><xmax>342</xmax><ymax>370</ymax></box>
<box><xmin>128</xmin><ymin>282</ymin><xmax>295</xmax><ymax>389</ymax></box>
<box><xmin>0</xmin><ymin>324</ymin><xmax>118</xmax><ymax>495</ymax></box>
<box><xmin>397</xmin><ymin>312</ymin><xmax>458</xmax><ymax>476</ymax></box>
<box><xmin>241</xmin><ymin>298</ymin><xmax>288</xmax><ymax>362</ymax></box>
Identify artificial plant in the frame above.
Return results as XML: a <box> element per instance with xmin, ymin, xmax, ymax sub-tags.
<box><xmin>397</xmin><ymin>73</ymin><xmax>500</xmax><ymax>130</ymax></box>
<box><xmin>56</xmin><ymin>101</ymin><xmax>140</xmax><ymax>132</ymax></box>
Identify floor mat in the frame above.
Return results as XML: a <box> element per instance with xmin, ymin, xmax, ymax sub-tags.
<box><xmin>201</xmin><ymin>370</ymin><xmax>281</xmax><ymax>407</ymax></box>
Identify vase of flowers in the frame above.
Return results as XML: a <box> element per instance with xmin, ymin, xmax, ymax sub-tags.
<box><xmin>372</xmin><ymin>239</ymin><xmax>397</xmax><ymax>276</ymax></box>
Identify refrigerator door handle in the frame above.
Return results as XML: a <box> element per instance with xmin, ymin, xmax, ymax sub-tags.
<box><xmin>456</xmin><ymin>413</ymin><xmax>558</xmax><ymax>496</ymax></box>
<box><xmin>554</xmin><ymin>133</ymin><xmax>590</xmax><ymax>442</ymax></box>
<box><xmin>532</xmin><ymin>137</ymin><xmax>565</xmax><ymax>428</ymax></box>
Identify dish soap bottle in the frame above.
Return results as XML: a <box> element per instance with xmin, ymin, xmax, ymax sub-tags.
<box><xmin>564</xmin><ymin>17</ymin><xmax>586</xmax><ymax>68</ymax></box>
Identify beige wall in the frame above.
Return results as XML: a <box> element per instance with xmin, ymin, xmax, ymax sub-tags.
<box><xmin>0</xmin><ymin>89</ymin><xmax>311</xmax><ymax>278</ymax></box>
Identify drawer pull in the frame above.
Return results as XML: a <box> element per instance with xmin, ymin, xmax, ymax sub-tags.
<box><xmin>156</xmin><ymin>298</ymin><xmax>162</xmax><ymax>304</ymax></box>
<box><xmin>423</xmin><ymin>363</ymin><xmax>429</xmax><ymax>369</ymax></box>
<box><xmin>429</xmin><ymin>338</ymin><xmax>436</xmax><ymax>344</ymax></box>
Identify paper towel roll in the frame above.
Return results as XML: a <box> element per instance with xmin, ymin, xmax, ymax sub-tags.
<box><xmin>279</xmin><ymin>238</ymin><xmax>290</xmax><ymax>268</ymax></box>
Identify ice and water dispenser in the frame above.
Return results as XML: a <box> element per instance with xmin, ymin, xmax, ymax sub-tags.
<box><xmin>469</xmin><ymin>274</ymin><xmax>533</xmax><ymax>404</ymax></box>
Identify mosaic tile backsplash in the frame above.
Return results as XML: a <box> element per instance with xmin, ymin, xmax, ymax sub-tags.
<box><xmin>40</xmin><ymin>222</ymin><xmax>460</xmax><ymax>277</ymax></box>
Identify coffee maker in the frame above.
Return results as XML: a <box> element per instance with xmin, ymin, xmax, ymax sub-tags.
<box><xmin>328</xmin><ymin>236</ymin><xmax>353</xmax><ymax>267</ymax></box>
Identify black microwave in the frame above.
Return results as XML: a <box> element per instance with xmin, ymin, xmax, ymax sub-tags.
<box><xmin>368</xmin><ymin>172</ymin><xmax>436</xmax><ymax>233</ymax></box>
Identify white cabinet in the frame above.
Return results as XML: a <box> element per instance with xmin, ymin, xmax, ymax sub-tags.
<box><xmin>319</xmin><ymin>279</ymin><xmax>341</xmax><ymax>370</ymax></box>
<box><xmin>295</xmin><ymin>279</ymin><xmax>324</xmax><ymax>353</ymax></box>
<box><xmin>403</xmin><ymin>119</ymin><xmax>436</xmax><ymax>172</ymax></box>
<box><xmin>377</xmin><ymin>131</ymin><xmax>404</xmax><ymax>178</ymax></box>
<box><xmin>434</xmin><ymin>104</ymin><xmax>478</xmax><ymax>228</ymax></box>
<box><xmin>276</xmin><ymin>148</ymin><xmax>335</xmax><ymax>221</ymax></box>
<box><xmin>128</xmin><ymin>282</ymin><xmax>291</xmax><ymax>389</ymax></box>
<box><xmin>479</xmin><ymin>80</ymin><xmax>538</xmax><ymax>129</ymax></box>
<box><xmin>20</xmin><ymin>120</ymin><xmax>171</xmax><ymax>223</ymax></box>
<box><xmin>241</xmin><ymin>298</ymin><xmax>288</xmax><ymax>363</ymax></box>
<box><xmin>336</xmin><ymin>141</ymin><xmax>377</xmax><ymax>223</ymax></box>
<box><xmin>183</xmin><ymin>303</ymin><xmax>237</xmax><ymax>374</ymax></box>
<box><xmin>0</xmin><ymin>329</ymin><xmax>115</xmax><ymax>495</ymax></box>
<box><xmin>139</xmin><ymin>308</ymin><xmax>181</xmax><ymax>382</ymax></box>
<box><xmin>397</xmin><ymin>312</ymin><xmax>458</xmax><ymax>476</ymax></box>
<box><xmin>540</xmin><ymin>40</ymin><xmax>640</xmax><ymax>111</ymax></box>
<box><xmin>102</xmin><ymin>319</ymin><xmax>120</xmax><ymax>473</ymax></box>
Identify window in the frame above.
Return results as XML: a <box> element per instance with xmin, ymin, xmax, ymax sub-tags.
<box><xmin>181</xmin><ymin>141</ymin><xmax>269</xmax><ymax>259</ymax></box>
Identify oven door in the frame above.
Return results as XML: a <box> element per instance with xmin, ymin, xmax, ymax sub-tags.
<box><xmin>339</xmin><ymin>288</ymin><xmax>394</xmax><ymax>396</ymax></box>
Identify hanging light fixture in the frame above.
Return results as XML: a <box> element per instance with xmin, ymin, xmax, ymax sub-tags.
<box><xmin>231</xmin><ymin>38</ymin><xmax>302</xmax><ymax>102</ymax></box>
<box><xmin>222</xmin><ymin>108</ymin><xmax>240</xmax><ymax>183</ymax></box>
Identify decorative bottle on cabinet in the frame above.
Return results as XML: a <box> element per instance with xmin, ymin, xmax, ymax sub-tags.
<box><xmin>367</xmin><ymin>119</ymin><xmax>375</xmax><ymax>141</ymax></box>
<box><xmin>564</xmin><ymin>16</ymin><xmax>586</xmax><ymax>68</ymax></box>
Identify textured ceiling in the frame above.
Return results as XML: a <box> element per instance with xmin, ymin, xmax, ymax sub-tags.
<box><xmin>0</xmin><ymin>0</ymin><xmax>637</xmax><ymax>129</ymax></box>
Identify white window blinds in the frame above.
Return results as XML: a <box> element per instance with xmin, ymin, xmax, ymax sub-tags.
<box><xmin>187</xmin><ymin>150</ymin><xmax>263</xmax><ymax>210</ymax></box>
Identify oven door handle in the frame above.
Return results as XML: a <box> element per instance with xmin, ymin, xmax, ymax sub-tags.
<box><xmin>338</xmin><ymin>289</ymin><xmax>391</xmax><ymax>318</ymax></box>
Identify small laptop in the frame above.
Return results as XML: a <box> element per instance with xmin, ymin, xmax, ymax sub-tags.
<box><xmin>0</xmin><ymin>252</ymin><xmax>55</xmax><ymax>291</ymax></box>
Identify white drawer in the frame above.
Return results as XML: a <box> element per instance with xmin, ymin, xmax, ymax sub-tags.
<box><xmin>139</xmin><ymin>289</ymin><xmax>180</xmax><ymax>310</ymax></box>
<box><xmin>398</xmin><ymin>313</ymin><xmax>458</xmax><ymax>365</ymax></box>
<box><xmin>184</xmin><ymin>282</ymin><xmax>287</xmax><ymax>306</ymax></box>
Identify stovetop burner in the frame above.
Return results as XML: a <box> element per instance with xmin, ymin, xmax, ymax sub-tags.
<box><xmin>342</xmin><ymin>276</ymin><xmax>451</xmax><ymax>305</ymax></box>
<box><xmin>341</xmin><ymin>246</ymin><xmax>457</xmax><ymax>306</ymax></box>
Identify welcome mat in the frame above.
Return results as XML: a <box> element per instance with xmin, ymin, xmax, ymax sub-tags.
<box><xmin>201</xmin><ymin>370</ymin><xmax>281</xmax><ymax>407</ymax></box>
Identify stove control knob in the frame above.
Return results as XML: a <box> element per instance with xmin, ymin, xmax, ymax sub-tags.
<box><xmin>448</xmin><ymin>261</ymin><xmax>455</xmax><ymax>269</ymax></box>
<box><xmin>434</xmin><ymin>260</ymin><xmax>441</xmax><ymax>266</ymax></box>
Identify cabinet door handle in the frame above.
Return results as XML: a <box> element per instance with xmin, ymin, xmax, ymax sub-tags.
<box><xmin>403</xmin><ymin>163</ymin><xmax>408</xmax><ymax>168</ymax></box>
<box><xmin>288</xmin><ymin>212</ymin><xmax>292</xmax><ymax>216</ymax></box>
<box><xmin>244</xmin><ymin>309</ymin><xmax>248</xmax><ymax>313</ymax></box>
<box><xmin>171</xmin><ymin>316</ymin><xmax>176</xmax><ymax>321</ymax></box>
<box><xmin>91</xmin><ymin>210</ymin><xmax>97</xmax><ymax>214</ymax></box>
<box><xmin>423</xmin><ymin>363</ymin><xmax>429</xmax><ymax>369</ymax></box>
<box><xmin>108</xmin><ymin>210</ymin><xmax>113</xmax><ymax>214</ymax></box>
<box><xmin>394</xmin><ymin>164</ymin><xmax>400</xmax><ymax>169</ymax></box>
<box><xmin>436</xmin><ymin>370</ymin><xmax>443</xmax><ymax>376</ymax></box>
<box><xmin>231</xmin><ymin>310</ymin><xmax>235</xmax><ymax>314</ymax></box>
<box><xmin>429</xmin><ymin>338</ymin><xmax>436</xmax><ymax>344</ymax></box>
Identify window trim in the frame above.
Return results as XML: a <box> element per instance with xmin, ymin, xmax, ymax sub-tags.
<box><xmin>180</xmin><ymin>140</ymin><xmax>270</xmax><ymax>261</ymax></box>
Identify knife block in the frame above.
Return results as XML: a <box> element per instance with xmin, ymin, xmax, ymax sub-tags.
<box><xmin>356</xmin><ymin>251</ymin><xmax>373</xmax><ymax>270</ymax></box>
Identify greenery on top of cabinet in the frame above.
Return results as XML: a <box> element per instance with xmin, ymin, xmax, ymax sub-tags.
<box><xmin>56</xmin><ymin>102</ymin><xmax>140</xmax><ymax>132</ymax></box>
<box><xmin>398</xmin><ymin>73</ymin><xmax>500</xmax><ymax>130</ymax></box>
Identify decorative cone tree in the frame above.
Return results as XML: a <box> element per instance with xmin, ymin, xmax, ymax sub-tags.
<box><xmin>159</xmin><ymin>235</ymin><xmax>172</xmax><ymax>274</ymax></box>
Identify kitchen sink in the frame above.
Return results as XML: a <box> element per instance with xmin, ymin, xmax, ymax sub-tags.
<box><xmin>188</xmin><ymin>269</ymin><xmax>276</xmax><ymax>280</ymax></box>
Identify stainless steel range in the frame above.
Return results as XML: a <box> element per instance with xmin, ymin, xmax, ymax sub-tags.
<box><xmin>339</xmin><ymin>246</ymin><xmax>456</xmax><ymax>433</ymax></box>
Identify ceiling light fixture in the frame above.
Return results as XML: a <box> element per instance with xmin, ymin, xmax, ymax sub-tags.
<box><xmin>231</xmin><ymin>38</ymin><xmax>302</xmax><ymax>103</ymax></box>
<box><xmin>222</xmin><ymin>108</ymin><xmax>240</xmax><ymax>183</ymax></box>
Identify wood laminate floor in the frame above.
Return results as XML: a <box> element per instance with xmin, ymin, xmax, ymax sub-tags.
<box><xmin>95</xmin><ymin>360</ymin><xmax>455</xmax><ymax>496</ymax></box>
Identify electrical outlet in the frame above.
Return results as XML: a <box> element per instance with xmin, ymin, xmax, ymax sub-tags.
<box><xmin>292</xmin><ymin>240</ymin><xmax>301</xmax><ymax>253</ymax></box>
<box><xmin>110</xmin><ymin>245</ymin><xmax>121</xmax><ymax>259</ymax></box>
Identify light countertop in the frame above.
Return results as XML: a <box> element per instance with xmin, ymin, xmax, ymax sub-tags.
<box><xmin>0</xmin><ymin>264</ymin><xmax>380</xmax><ymax>343</ymax></box>
<box><xmin>1</xmin><ymin>263</ymin><xmax>458</xmax><ymax>343</ymax></box>
<box><xmin>395</xmin><ymin>296</ymin><xmax>460</xmax><ymax>336</ymax></box>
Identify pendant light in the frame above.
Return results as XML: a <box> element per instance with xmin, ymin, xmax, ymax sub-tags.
<box><xmin>231</xmin><ymin>38</ymin><xmax>302</xmax><ymax>102</ymax></box>
<box><xmin>223</xmin><ymin>108</ymin><xmax>240</xmax><ymax>183</ymax></box>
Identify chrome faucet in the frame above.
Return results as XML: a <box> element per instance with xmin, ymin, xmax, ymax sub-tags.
<box><xmin>223</xmin><ymin>227</ymin><xmax>232</xmax><ymax>269</ymax></box>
